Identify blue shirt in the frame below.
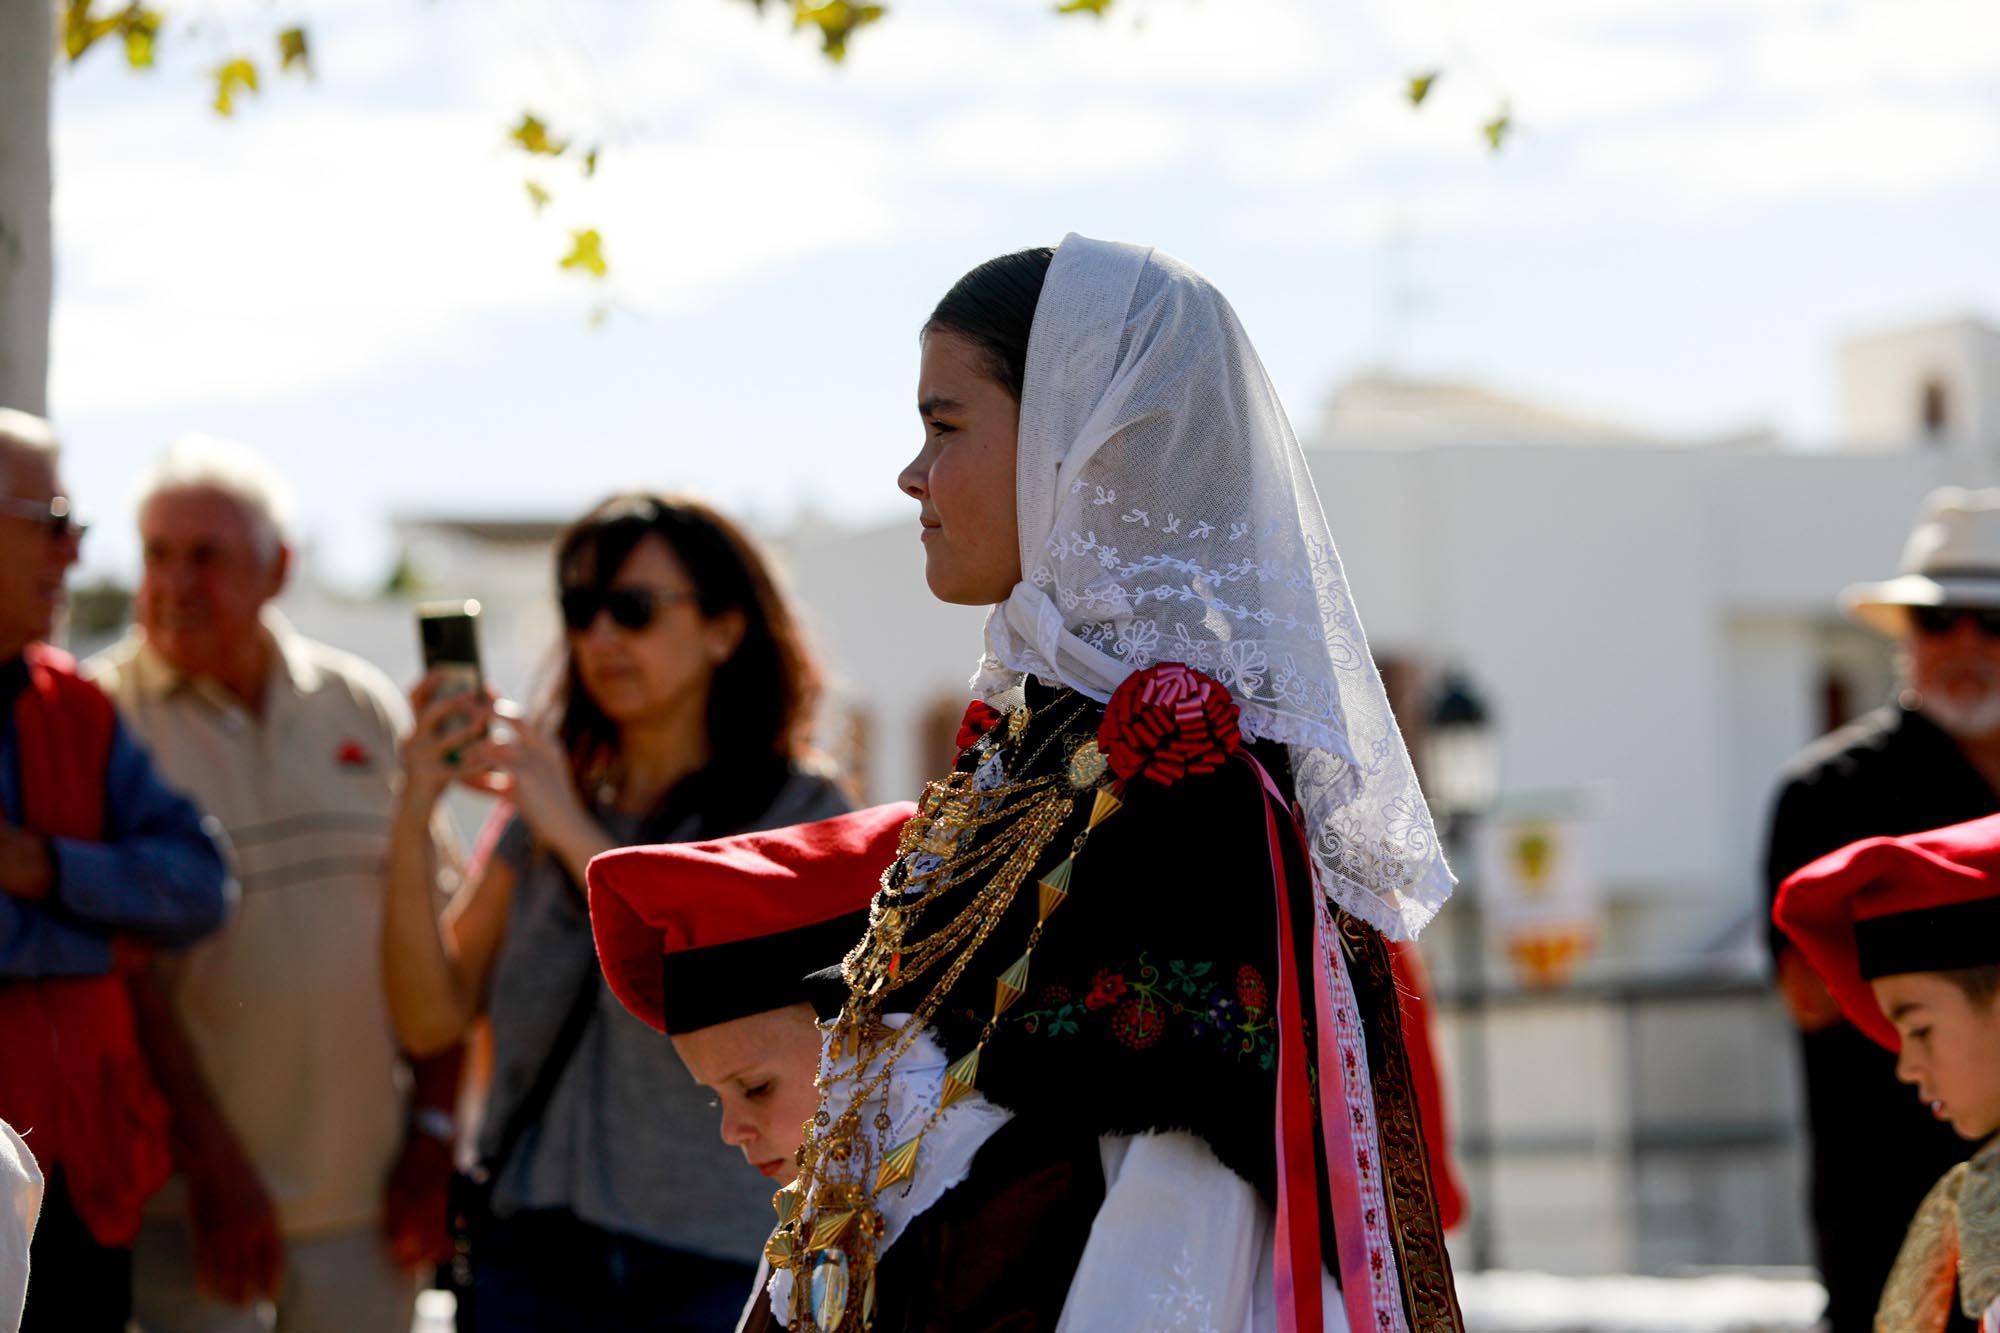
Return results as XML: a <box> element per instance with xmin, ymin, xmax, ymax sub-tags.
<box><xmin>0</xmin><ymin>653</ymin><xmax>232</xmax><ymax>977</ymax></box>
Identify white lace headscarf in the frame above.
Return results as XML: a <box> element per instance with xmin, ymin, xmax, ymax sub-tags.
<box><xmin>972</xmin><ymin>234</ymin><xmax>1454</xmax><ymax>940</ymax></box>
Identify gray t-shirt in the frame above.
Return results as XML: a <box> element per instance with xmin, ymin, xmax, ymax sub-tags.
<box><xmin>479</xmin><ymin>766</ymin><xmax>850</xmax><ymax>1260</ymax></box>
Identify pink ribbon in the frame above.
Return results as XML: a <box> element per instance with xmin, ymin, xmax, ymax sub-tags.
<box><xmin>1248</xmin><ymin>753</ymin><xmax>1388</xmax><ymax>1333</ymax></box>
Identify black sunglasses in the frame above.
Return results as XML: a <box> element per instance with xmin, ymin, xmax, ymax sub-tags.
<box><xmin>560</xmin><ymin>585</ymin><xmax>697</xmax><ymax>633</ymax></box>
<box><xmin>1910</xmin><ymin>604</ymin><xmax>2000</xmax><ymax>637</ymax></box>
<box><xmin>1</xmin><ymin>495</ymin><xmax>86</xmax><ymax>543</ymax></box>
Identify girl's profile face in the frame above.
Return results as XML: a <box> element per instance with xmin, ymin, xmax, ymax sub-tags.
<box><xmin>898</xmin><ymin>330</ymin><xmax>1022</xmax><ymax>606</ymax></box>
<box><xmin>1874</xmin><ymin>971</ymin><xmax>2000</xmax><ymax>1139</ymax></box>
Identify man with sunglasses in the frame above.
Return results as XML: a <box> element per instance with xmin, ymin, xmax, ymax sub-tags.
<box><xmin>0</xmin><ymin>409</ymin><xmax>232</xmax><ymax>1332</ymax></box>
<box><xmin>87</xmin><ymin>436</ymin><xmax>464</xmax><ymax>1333</ymax></box>
<box><xmin>1765</xmin><ymin>486</ymin><xmax>2000</xmax><ymax>1332</ymax></box>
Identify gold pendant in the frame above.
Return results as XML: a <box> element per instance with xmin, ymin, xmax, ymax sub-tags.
<box><xmin>875</xmin><ymin>1135</ymin><xmax>922</xmax><ymax>1194</ymax></box>
<box><xmin>1037</xmin><ymin>858</ymin><xmax>1073</xmax><ymax>923</ymax></box>
<box><xmin>809</xmin><ymin>1210</ymin><xmax>856</xmax><ymax>1251</ymax></box>
<box><xmin>1088</xmin><ymin>788</ymin><xmax>1123</xmax><ymax>829</ymax></box>
<box><xmin>1067</xmin><ymin>739</ymin><xmax>1108</xmax><ymax>789</ymax></box>
<box><xmin>774</xmin><ymin>1180</ymin><xmax>803</xmax><ymax>1226</ymax></box>
<box><xmin>766</xmin><ymin>1230</ymin><xmax>797</xmax><ymax>1266</ymax></box>
<box><xmin>941</xmin><ymin>1046</ymin><xmax>981</xmax><ymax>1109</ymax></box>
<box><xmin>994</xmin><ymin>951</ymin><xmax>1032</xmax><ymax>1016</ymax></box>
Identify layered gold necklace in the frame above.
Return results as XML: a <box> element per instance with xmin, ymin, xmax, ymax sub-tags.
<box><xmin>767</xmin><ymin>694</ymin><xmax>1121</xmax><ymax>1332</ymax></box>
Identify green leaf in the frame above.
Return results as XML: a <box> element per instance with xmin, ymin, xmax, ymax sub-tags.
<box><xmin>525</xmin><ymin>180</ymin><xmax>552</xmax><ymax>213</ymax></box>
<box><xmin>1482</xmin><ymin>103</ymin><xmax>1512</xmax><ymax>152</ymax></box>
<box><xmin>559</xmin><ymin>228</ymin><xmax>608</xmax><ymax>279</ymax></box>
<box><xmin>121</xmin><ymin>7</ymin><xmax>162</xmax><ymax>68</ymax></box>
<box><xmin>277</xmin><ymin>26</ymin><xmax>312</xmax><ymax>78</ymax></box>
<box><xmin>1406</xmin><ymin>70</ymin><xmax>1439</xmax><ymax>107</ymax></box>
<box><xmin>1054</xmin><ymin>0</ymin><xmax>1113</xmax><ymax>15</ymax></box>
<box><xmin>62</xmin><ymin>1</ymin><xmax>123</xmax><ymax>63</ymax></box>
<box><xmin>582</xmin><ymin>146</ymin><xmax>600</xmax><ymax>178</ymax></box>
<box><xmin>211</xmin><ymin>57</ymin><xmax>260</xmax><ymax>117</ymax></box>
<box><xmin>510</xmin><ymin>113</ymin><xmax>569</xmax><ymax>157</ymax></box>
<box><xmin>791</xmin><ymin>1</ymin><xmax>886</xmax><ymax>63</ymax></box>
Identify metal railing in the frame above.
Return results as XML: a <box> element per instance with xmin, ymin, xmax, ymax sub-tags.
<box><xmin>1429</xmin><ymin>973</ymin><xmax>1810</xmax><ymax>1274</ymax></box>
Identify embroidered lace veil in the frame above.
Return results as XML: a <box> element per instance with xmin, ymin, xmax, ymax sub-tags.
<box><xmin>973</xmin><ymin>233</ymin><xmax>1454</xmax><ymax>939</ymax></box>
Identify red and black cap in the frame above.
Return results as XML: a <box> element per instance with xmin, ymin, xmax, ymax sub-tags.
<box><xmin>1772</xmin><ymin>812</ymin><xmax>2000</xmax><ymax>1049</ymax></box>
<box><xmin>586</xmin><ymin>802</ymin><xmax>914</xmax><ymax>1036</ymax></box>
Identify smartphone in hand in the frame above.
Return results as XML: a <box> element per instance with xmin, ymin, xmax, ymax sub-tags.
<box><xmin>417</xmin><ymin>599</ymin><xmax>485</xmax><ymax>719</ymax></box>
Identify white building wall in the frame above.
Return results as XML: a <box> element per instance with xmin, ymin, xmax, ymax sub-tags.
<box><xmin>1718</xmin><ymin>618</ymin><xmax>1824</xmax><ymax>937</ymax></box>
<box><xmin>1304</xmin><ymin>447</ymin><xmax>1429</xmax><ymax>648</ymax></box>
<box><xmin>1711</xmin><ymin>450</ymin><xmax>1955</xmax><ymax>610</ymax></box>
<box><xmin>779</xmin><ymin>521</ymin><xmax>990</xmax><ymax>806</ymax></box>
<box><xmin>281</xmin><ymin>550</ymin><xmax>559</xmax><ymax>708</ymax></box>
<box><xmin>1838</xmin><ymin>319</ymin><xmax>2000</xmax><ymax>472</ymax></box>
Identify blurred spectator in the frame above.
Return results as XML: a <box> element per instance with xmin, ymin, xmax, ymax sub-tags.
<box><xmin>0</xmin><ymin>409</ymin><xmax>232</xmax><ymax>1332</ymax></box>
<box><xmin>1764</xmin><ymin>487</ymin><xmax>2000</xmax><ymax>1332</ymax></box>
<box><xmin>381</xmin><ymin>494</ymin><xmax>848</xmax><ymax>1333</ymax></box>
<box><xmin>88</xmin><ymin>436</ymin><xmax>463</xmax><ymax>1333</ymax></box>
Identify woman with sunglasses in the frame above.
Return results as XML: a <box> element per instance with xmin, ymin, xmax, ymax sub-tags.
<box><xmin>382</xmin><ymin>494</ymin><xmax>849</xmax><ymax>1332</ymax></box>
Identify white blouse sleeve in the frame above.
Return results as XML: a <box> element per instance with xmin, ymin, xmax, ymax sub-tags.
<box><xmin>1057</xmin><ymin>1131</ymin><xmax>1345</xmax><ymax>1333</ymax></box>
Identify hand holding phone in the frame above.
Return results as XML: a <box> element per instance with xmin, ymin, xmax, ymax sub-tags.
<box><xmin>412</xmin><ymin>601</ymin><xmax>489</xmax><ymax>784</ymax></box>
<box><xmin>417</xmin><ymin>600</ymin><xmax>484</xmax><ymax>705</ymax></box>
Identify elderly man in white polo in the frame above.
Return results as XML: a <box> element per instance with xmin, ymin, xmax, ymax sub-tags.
<box><xmin>88</xmin><ymin>437</ymin><xmax>462</xmax><ymax>1333</ymax></box>
<box><xmin>1763</xmin><ymin>486</ymin><xmax>2000</xmax><ymax>1333</ymax></box>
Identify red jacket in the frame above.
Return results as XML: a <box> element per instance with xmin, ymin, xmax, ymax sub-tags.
<box><xmin>1389</xmin><ymin>941</ymin><xmax>1468</xmax><ymax>1231</ymax></box>
<box><xmin>0</xmin><ymin>644</ymin><xmax>173</xmax><ymax>1245</ymax></box>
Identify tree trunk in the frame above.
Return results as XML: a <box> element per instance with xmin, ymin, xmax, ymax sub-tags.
<box><xmin>0</xmin><ymin>0</ymin><xmax>53</xmax><ymax>415</ymax></box>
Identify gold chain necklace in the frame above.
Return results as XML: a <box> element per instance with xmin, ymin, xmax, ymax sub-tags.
<box><xmin>767</xmin><ymin>694</ymin><xmax>1123</xmax><ymax>1332</ymax></box>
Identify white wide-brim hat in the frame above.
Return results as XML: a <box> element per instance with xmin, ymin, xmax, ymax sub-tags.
<box><xmin>1843</xmin><ymin>486</ymin><xmax>2000</xmax><ymax>636</ymax></box>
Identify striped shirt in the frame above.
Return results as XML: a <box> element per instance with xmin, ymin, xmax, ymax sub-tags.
<box><xmin>89</xmin><ymin>612</ymin><xmax>453</xmax><ymax>1237</ymax></box>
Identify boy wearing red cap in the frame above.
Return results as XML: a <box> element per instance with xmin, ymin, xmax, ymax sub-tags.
<box><xmin>1774</xmin><ymin>812</ymin><xmax>2000</xmax><ymax>1333</ymax></box>
<box><xmin>589</xmin><ymin>803</ymin><xmax>915</xmax><ymax>1188</ymax></box>
<box><xmin>589</xmin><ymin>802</ymin><xmax>1119</xmax><ymax>1333</ymax></box>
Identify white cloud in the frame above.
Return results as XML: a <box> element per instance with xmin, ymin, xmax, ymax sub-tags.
<box><xmin>913</xmin><ymin>100</ymin><xmax>1196</xmax><ymax>187</ymax></box>
<box><xmin>43</xmin><ymin>0</ymin><xmax>2000</xmax><ymax>422</ymax></box>
<box><xmin>1471</xmin><ymin>35</ymin><xmax>1722</xmax><ymax>128</ymax></box>
<box><xmin>834</xmin><ymin>0</ymin><xmax>1352</xmax><ymax>96</ymax></box>
<box><xmin>1576</xmin><ymin>98</ymin><xmax>2000</xmax><ymax>218</ymax></box>
<box><xmin>53</xmin><ymin>103</ymin><xmax>539</xmax><ymax>413</ymax></box>
<box><xmin>50</xmin><ymin>32</ymin><xmax>909</xmax><ymax>414</ymax></box>
<box><xmin>1745</xmin><ymin>0</ymin><xmax>2000</xmax><ymax>100</ymax></box>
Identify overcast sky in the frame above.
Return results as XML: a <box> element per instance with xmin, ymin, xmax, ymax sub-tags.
<box><xmin>44</xmin><ymin>0</ymin><xmax>2000</xmax><ymax>588</ymax></box>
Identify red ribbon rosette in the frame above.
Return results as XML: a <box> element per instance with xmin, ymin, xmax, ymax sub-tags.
<box><xmin>956</xmin><ymin>700</ymin><xmax>1003</xmax><ymax>752</ymax></box>
<box><xmin>1098</xmin><ymin>663</ymin><xmax>1242</xmax><ymax>786</ymax></box>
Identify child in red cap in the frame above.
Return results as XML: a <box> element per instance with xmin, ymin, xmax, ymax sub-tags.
<box><xmin>1774</xmin><ymin>812</ymin><xmax>2000</xmax><ymax>1332</ymax></box>
<box><xmin>587</xmin><ymin>802</ymin><xmax>914</xmax><ymax>1189</ymax></box>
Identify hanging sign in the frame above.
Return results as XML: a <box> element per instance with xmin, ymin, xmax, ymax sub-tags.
<box><xmin>1473</xmin><ymin>807</ymin><xmax>1601</xmax><ymax>989</ymax></box>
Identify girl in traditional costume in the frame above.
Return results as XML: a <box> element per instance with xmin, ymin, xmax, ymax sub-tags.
<box><xmin>765</xmin><ymin>236</ymin><xmax>1464</xmax><ymax>1333</ymax></box>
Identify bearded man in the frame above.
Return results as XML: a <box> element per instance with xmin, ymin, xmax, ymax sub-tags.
<box><xmin>1764</xmin><ymin>486</ymin><xmax>2000</xmax><ymax>1333</ymax></box>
